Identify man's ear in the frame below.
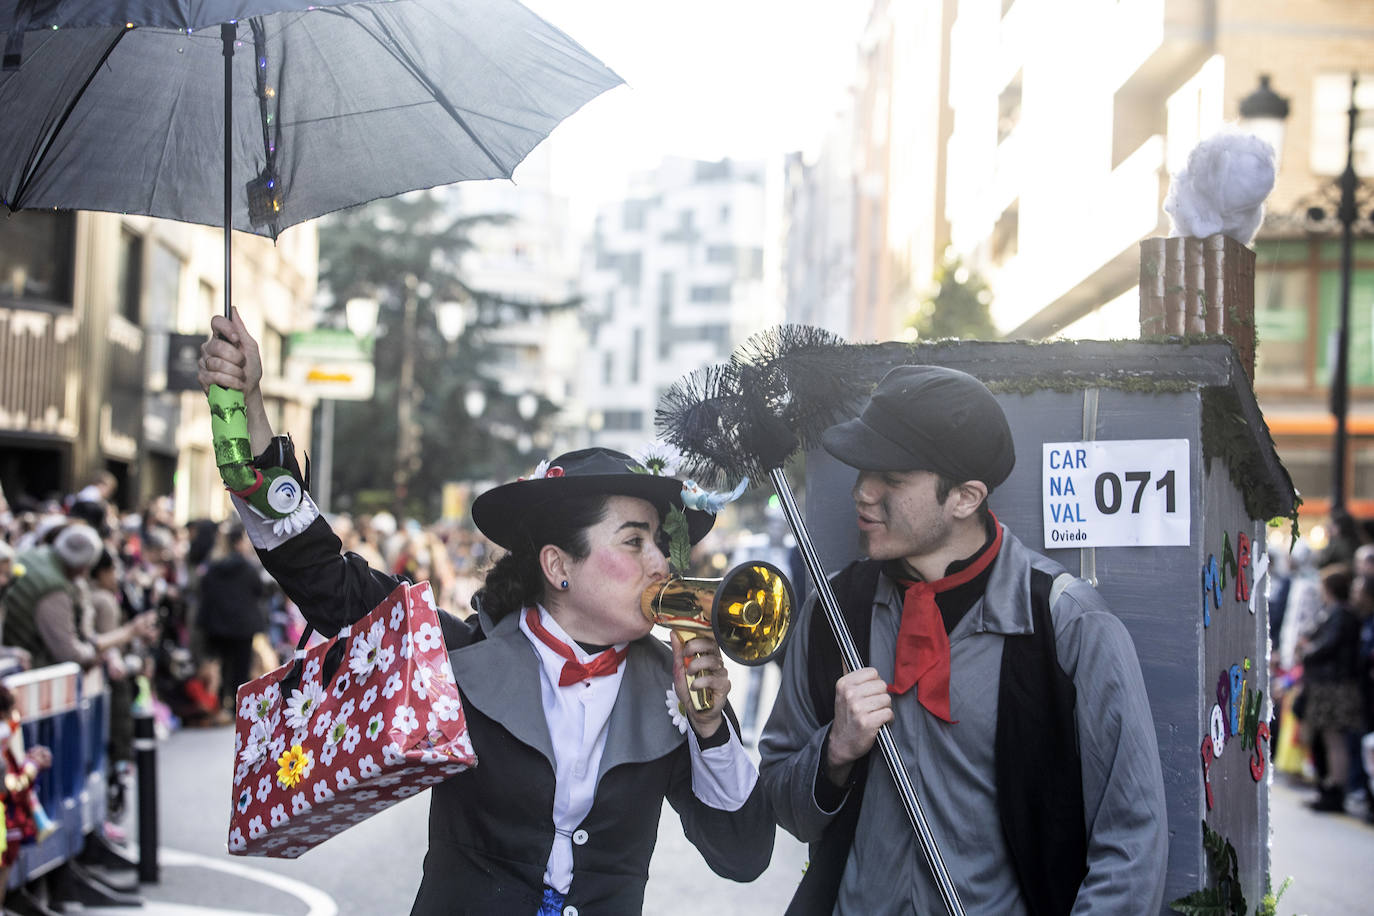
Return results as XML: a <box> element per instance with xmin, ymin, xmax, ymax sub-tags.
<box><xmin>949</xmin><ymin>480</ymin><xmax>988</xmax><ymax>521</ymax></box>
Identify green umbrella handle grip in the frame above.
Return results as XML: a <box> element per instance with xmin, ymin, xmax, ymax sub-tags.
<box><xmin>208</xmin><ymin>385</ymin><xmax>303</xmax><ymax>519</ymax></box>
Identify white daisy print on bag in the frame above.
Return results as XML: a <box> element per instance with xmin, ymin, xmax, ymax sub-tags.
<box><xmin>360</xmin><ymin>684</ymin><xmax>380</xmax><ymax>712</ymax></box>
<box><xmin>411</xmin><ymin>666</ymin><xmax>435</xmax><ymax>700</ymax></box>
<box><xmin>284</xmin><ymin>680</ymin><xmax>325</xmax><ymax>731</ymax></box>
<box><xmin>357</xmin><ymin>755</ymin><xmax>381</xmax><ymax>779</ymax></box>
<box><xmin>291</xmin><ymin>793</ymin><xmax>311</xmax><ymax>816</ymax></box>
<box><xmin>320</xmin><ymin>741</ymin><xmax>338</xmax><ymax>767</ymax></box>
<box><xmin>375</xmin><ymin>643</ymin><xmax>396</xmax><ymax>673</ymax></box>
<box><xmin>382</xmin><ymin>671</ymin><xmax>403</xmax><ymax>700</ymax></box>
<box><xmin>342</xmin><ymin>724</ymin><xmax>362</xmax><ymax>753</ymax></box>
<box><xmin>312</xmin><ymin>781</ymin><xmax>335</xmax><ymax>803</ymax></box>
<box><xmin>433</xmin><ymin>694</ymin><xmax>462</xmax><ymax>722</ymax></box>
<box><xmin>383</xmin><ymin>743</ymin><xmax>406</xmax><ymax>766</ymax></box>
<box><xmin>415</xmin><ymin>621</ymin><xmax>442</xmax><ymax>654</ymax></box>
<box><xmin>270</xmin><ymin>804</ymin><xmax>289</xmax><ymax>828</ymax></box>
<box><xmin>336</xmin><ymin>767</ymin><xmax>357</xmax><ymax>791</ymax></box>
<box><xmin>248</xmin><ymin>816</ymin><xmax>267</xmax><ymax>840</ymax></box>
<box><xmin>393</xmin><ymin>785</ymin><xmax>423</xmax><ymax>799</ymax></box>
<box><xmin>234</xmin><ymin>759</ymin><xmax>251</xmax><ymax>786</ymax></box>
<box><xmin>236</xmin><ymin>787</ymin><xmax>252</xmax><ymax>814</ymax></box>
<box><xmin>228</xmin><ymin>828</ymin><xmax>247</xmax><ymax>852</ymax></box>
<box><xmin>325</xmin><ymin>717</ymin><xmax>349</xmax><ymax>748</ymax></box>
<box><xmin>392</xmin><ymin>705</ymin><xmax>419</xmax><ymax>735</ymax></box>
<box><xmin>365</xmin><ymin>712</ymin><xmax>385</xmax><ymax>742</ymax></box>
<box><xmin>303</xmin><ymin>657</ymin><xmax>322</xmax><ymax>683</ymax></box>
<box><xmin>331</xmin><ymin>669</ymin><xmax>353</xmax><ymax>699</ymax></box>
<box><xmin>337</xmin><ymin>698</ymin><xmax>356</xmax><ymax>722</ymax></box>
<box><xmin>284</xmin><ymin>844</ymin><xmax>310</xmax><ymax>858</ymax></box>
<box><xmin>390</xmin><ymin>601</ymin><xmax>405</xmax><ymax>630</ymax></box>
<box><xmin>400</xmin><ymin>633</ymin><xmax>413</xmax><ymax>660</ymax></box>
<box><xmin>312</xmin><ymin>707</ymin><xmax>334</xmax><ymax>738</ymax></box>
<box><xmin>257</xmin><ymin>774</ymin><xmax>273</xmax><ymax>803</ymax></box>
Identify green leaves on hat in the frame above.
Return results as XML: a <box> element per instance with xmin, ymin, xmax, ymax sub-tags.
<box><xmin>663</xmin><ymin>506</ymin><xmax>692</xmax><ymax>576</ymax></box>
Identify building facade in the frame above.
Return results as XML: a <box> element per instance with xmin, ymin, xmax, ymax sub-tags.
<box><xmin>578</xmin><ymin>157</ymin><xmax>776</xmax><ymax>454</ymax></box>
<box><xmin>785</xmin><ymin>0</ymin><xmax>1374</xmax><ymax>517</ymax></box>
<box><xmin>0</xmin><ymin>210</ymin><xmax>316</xmax><ymax>522</ymax></box>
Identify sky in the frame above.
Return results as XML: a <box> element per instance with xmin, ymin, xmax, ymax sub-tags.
<box><xmin>517</xmin><ymin>0</ymin><xmax>871</xmax><ymax>223</ymax></box>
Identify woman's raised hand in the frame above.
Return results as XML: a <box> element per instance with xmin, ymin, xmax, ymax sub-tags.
<box><xmin>198</xmin><ymin>307</ymin><xmax>262</xmax><ymax>395</ymax></box>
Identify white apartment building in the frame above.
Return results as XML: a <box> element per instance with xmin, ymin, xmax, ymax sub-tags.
<box><xmin>578</xmin><ymin>157</ymin><xmax>775</xmax><ymax>455</ymax></box>
<box><xmin>446</xmin><ymin>147</ymin><xmax>585</xmax><ymax>458</ymax></box>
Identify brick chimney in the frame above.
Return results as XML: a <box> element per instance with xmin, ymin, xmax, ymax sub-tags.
<box><xmin>1139</xmin><ymin>234</ymin><xmax>1257</xmax><ymax>380</ymax></box>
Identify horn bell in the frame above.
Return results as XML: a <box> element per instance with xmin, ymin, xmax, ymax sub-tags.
<box><xmin>641</xmin><ymin>560</ymin><xmax>796</xmax><ymax>711</ymax></box>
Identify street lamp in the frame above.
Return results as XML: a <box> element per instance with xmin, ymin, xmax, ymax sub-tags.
<box><xmin>435</xmin><ymin>299</ymin><xmax>468</xmax><ymax>345</ymax></box>
<box><xmin>1242</xmin><ymin>73</ymin><xmax>1371</xmax><ymax>513</ymax></box>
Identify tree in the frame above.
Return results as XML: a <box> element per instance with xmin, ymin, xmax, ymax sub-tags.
<box><xmin>316</xmin><ymin>191</ymin><xmax>576</xmax><ymax>520</ymax></box>
<box><xmin>908</xmin><ymin>255</ymin><xmax>998</xmax><ymax>340</ymax></box>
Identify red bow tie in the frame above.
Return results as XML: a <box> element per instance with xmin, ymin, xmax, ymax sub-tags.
<box><xmin>889</xmin><ymin>521</ymin><xmax>1004</xmax><ymax>723</ymax></box>
<box><xmin>524</xmin><ymin>609</ymin><xmax>628</xmax><ymax>687</ymax></box>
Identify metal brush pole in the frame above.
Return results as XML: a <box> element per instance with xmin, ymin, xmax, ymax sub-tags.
<box><xmin>769</xmin><ymin>466</ymin><xmax>966</xmax><ymax>916</ymax></box>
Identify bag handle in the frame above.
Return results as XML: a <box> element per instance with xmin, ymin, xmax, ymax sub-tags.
<box><xmin>277</xmin><ymin>622</ymin><xmax>350</xmax><ymax>698</ymax></box>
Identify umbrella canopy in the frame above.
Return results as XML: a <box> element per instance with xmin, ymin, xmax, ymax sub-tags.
<box><xmin>0</xmin><ymin>0</ymin><xmax>621</xmax><ymax>238</ymax></box>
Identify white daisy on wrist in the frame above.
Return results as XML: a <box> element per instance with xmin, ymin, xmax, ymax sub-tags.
<box><xmin>665</xmin><ymin>687</ymin><xmax>689</xmax><ymax>734</ymax></box>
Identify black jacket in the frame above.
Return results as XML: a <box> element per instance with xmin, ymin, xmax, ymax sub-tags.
<box><xmin>259</xmin><ymin>516</ymin><xmax>775</xmax><ymax>915</ymax></box>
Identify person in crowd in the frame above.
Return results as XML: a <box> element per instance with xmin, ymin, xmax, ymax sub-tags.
<box><xmin>199</xmin><ymin>309</ymin><xmax>773</xmax><ymax>914</ymax></box>
<box><xmin>197</xmin><ymin>524</ymin><xmax>269</xmax><ymax>709</ymax></box>
<box><xmin>1</xmin><ymin>524</ymin><xmax>156</xmax><ymax>670</ymax></box>
<box><xmin>1299</xmin><ymin>564</ymin><xmax>1364</xmax><ymax>812</ymax></box>
<box><xmin>759</xmin><ymin>365</ymin><xmax>1168</xmax><ymax>914</ymax></box>
<box><xmin>0</xmin><ymin>685</ymin><xmax>51</xmax><ymax>907</ymax></box>
<box><xmin>1353</xmin><ymin>545</ymin><xmax>1374</xmax><ymax>820</ymax></box>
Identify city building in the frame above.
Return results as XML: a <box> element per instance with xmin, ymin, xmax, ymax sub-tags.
<box><xmin>577</xmin><ymin>156</ymin><xmax>778</xmax><ymax>455</ymax></box>
<box><xmin>786</xmin><ymin>0</ymin><xmax>1373</xmax><ymax>518</ymax></box>
<box><xmin>0</xmin><ymin>210</ymin><xmax>316</xmax><ymax>521</ymax></box>
<box><xmin>445</xmin><ymin>146</ymin><xmax>585</xmax><ymax>461</ymax></box>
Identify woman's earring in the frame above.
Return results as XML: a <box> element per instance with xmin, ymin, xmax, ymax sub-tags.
<box><xmin>560</xmin><ymin>580</ymin><xmax>569</xmax><ymax>590</ymax></box>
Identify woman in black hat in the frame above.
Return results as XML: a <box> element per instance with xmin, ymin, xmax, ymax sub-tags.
<box><xmin>198</xmin><ymin>310</ymin><xmax>773</xmax><ymax>915</ymax></box>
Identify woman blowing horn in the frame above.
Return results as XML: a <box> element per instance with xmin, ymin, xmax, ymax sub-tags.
<box><xmin>198</xmin><ymin>310</ymin><xmax>773</xmax><ymax>915</ymax></box>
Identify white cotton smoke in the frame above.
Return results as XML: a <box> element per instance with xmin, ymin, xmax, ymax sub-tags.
<box><xmin>1163</xmin><ymin>130</ymin><xmax>1277</xmax><ymax>245</ymax></box>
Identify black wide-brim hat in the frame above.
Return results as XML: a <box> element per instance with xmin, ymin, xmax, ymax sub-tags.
<box><xmin>470</xmin><ymin>447</ymin><xmax>715</xmax><ymax>551</ymax></box>
<box><xmin>822</xmin><ymin>365</ymin><xmax>1015</xmax><ymax>488</ymax></box>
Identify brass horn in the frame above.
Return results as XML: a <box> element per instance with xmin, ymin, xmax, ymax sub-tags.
<box><xmin>641</xmin><ymin>560</ymin><xmax>796</xmax><ymax>712</ymax></box>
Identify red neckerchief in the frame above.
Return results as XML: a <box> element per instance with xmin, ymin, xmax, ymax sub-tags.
<box><xmin>524</xmin><ymin>608</ymin><xmax>628</xmax><ymax>687</ymax></box>
<box><xmin>888</xmin><ymin>519</ymin><xmax>1004</xmax><ymax>723</ymax></box>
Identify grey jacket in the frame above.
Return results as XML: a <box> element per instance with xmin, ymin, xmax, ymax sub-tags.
<box><xmin>758</xmin><ymin>526</ymin><xmax>1168</xmax><ymax>915</ymax></box>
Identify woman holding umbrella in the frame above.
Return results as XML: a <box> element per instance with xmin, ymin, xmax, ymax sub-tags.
<box><xmin>198</xmin><ymin>311</ymin><xmax>773</xmax><ymax>914</ymax></box>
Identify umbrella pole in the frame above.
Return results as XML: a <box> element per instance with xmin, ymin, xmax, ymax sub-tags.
<box><xmin>206</xmin><ymin>21</ymin><xmax>299</xmax><ymax>521</ymax></box>
<box><xmin>767</xmin><ymin>467</ymin><xmax>967</xmax><ymax>916</ymax></box>
<box><xmin>221</xmin><ymin>22</ymin><xmax>236</xmax><ymax>320</ymax></box>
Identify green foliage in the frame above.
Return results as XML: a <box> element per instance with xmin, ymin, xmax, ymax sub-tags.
<box><xmin>316</xmin><ymin>192</ymin><xmax>579</xmax><ymax>520</ymax></box>
<box><xmin>907</xmin><ymin>255</ymin><xmax>998</xmax><ymax>341</ymax></box>
<box><xmin>1256</xmin><ymin>876</ymin><xmax>1292</xmax><ymax>916</ymax></box>
<box><xmin>663</xmin><ymin>506</ymin><xmax>692</xmax><ymax>576</ymax></box>
<box><xmin>1169</xmin><ymin>820</ymin><xmax>1293</xmax><ymax>916</ymax></box>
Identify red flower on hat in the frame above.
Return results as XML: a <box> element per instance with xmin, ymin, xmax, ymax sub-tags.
<box><xmin>545</xmin><ymin>466</ymin><xmax>564</xmax><ymax>478</ymax></box>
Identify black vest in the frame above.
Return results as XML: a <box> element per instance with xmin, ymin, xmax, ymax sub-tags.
<box><xmin>786</xmin><ymin>560</ymin><xmax>1087</xmax><ymax>916</ymax></box>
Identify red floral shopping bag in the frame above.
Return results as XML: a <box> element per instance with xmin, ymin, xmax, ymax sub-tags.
<box><xmin>227</xmin><ymin>581</ymin><xmax>475</xmax><ymax>858</ymax></box>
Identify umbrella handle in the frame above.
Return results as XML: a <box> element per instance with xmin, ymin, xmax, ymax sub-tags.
<box><xmin>766</xmin><ymin>467</ymin><xmax>967</xmax><ymax>916</ymax></box>
<box><xmin>209</xmin><ymin>385</ymin><xmax>301</xmax><ymax>519</ymax></box>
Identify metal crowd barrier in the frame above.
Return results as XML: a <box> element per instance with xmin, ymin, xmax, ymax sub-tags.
<box><xmin>0</xmin><ymin>662</ymin><xmax>139</xmax><ymax>907</ymax></box>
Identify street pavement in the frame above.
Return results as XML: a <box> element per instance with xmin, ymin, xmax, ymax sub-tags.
<box><xmin>74</xmin><ymin>723</ymin><xmax>1372</xmax><ymax>915</ymax></box>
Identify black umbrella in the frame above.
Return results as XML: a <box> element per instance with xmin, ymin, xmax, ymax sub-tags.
<box><xmin>0</xmin><ymin>0</ymin><xmax>620</xmax><ymax>518</ymax></box>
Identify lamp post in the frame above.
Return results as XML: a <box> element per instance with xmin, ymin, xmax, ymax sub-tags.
<box><xmin>1242</xmin><ymin>72</ymin><xmax>1370</xmax><ymax>514</ymax></box>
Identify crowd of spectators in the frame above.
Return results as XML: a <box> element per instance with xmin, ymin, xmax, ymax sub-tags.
<box><xmin>1270</xmin><ymin>508</ymin><xmax>1374</xmax><ymax>821</ymax></box>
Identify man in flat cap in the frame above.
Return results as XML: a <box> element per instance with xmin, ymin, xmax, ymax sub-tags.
<box><xmin>759</xmin><ymin>366</ymin><xmax>1167</xmax><ymax>915</ymax></box>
